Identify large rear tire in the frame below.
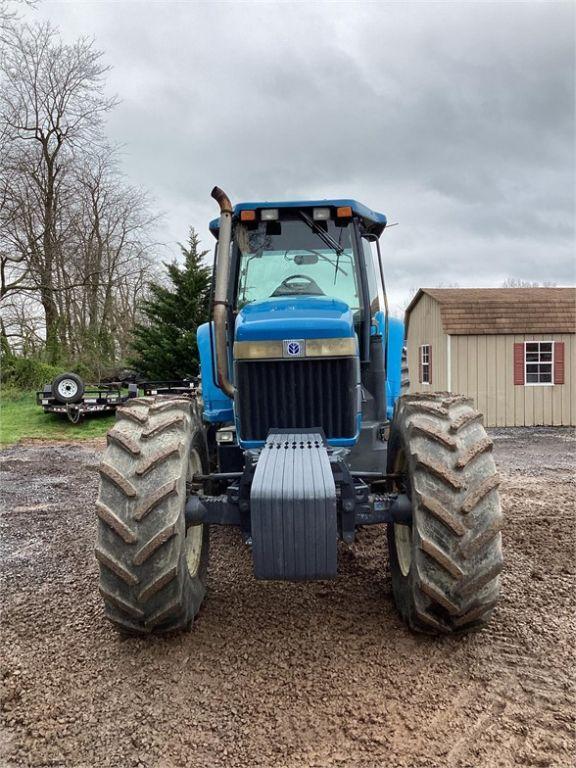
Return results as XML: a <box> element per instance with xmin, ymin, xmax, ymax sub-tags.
<box><xmin>95</xmin><ymin>396</ymin><xmax>209</xmax><ymax>635</ymax></box>
<box><xmin>387</xmin><ymin>393</ymin><xmax>503</xmax><ymax>634</ymax></box>
<box><xmin>400</xmin><ymin>346</ymin><xmax>410</xmax><ymax>393</ymax></box>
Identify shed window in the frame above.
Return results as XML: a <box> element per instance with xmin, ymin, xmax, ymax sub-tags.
<box><xmin>420</xmin><ymin>344</ymin><xmax>431</xmax><ymax>384</ymax></box>
<box><xmin>525</xmin><ymin>342</ymin><xmax>553</xmax><ymax>385</ymax></box>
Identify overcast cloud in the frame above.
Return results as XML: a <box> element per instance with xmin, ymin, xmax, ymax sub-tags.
<box><xmin>25</xmin><ymin>0</ymin><xmax>575</xmax><ymax>312</ymax></box>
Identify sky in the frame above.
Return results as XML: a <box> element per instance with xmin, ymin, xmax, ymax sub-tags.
<box><xmin>22</xmin><ymin>0</ymin><xmax>575</xmax><ymax>313</ymax></box>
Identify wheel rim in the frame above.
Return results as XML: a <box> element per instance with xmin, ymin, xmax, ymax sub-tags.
<box><xmin>393</xmin><ymin>447</ymin><xmax>413</xmax><ymax>577</ymax></box>
<box><xmin>58</xmin><ymin>379</ymin><xmax>78</xmax><ymax>398</ymax></box>
<box><xmin>394</xmin><ymin>524</ymin><xmax>412</xmax><ymax>577</ymax></box>
<box><xmin>185</xmin><ymin>448</ymin><xmax>204</xmax><ymax>578</ymax></box>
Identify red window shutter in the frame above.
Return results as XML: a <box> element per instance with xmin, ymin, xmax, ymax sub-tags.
<box><xmin>429</xmin><ymin>344</ymin><xmax>432</xmax><ymax>385</ymax></box>
<box><xmin>554</xmin><ymin>341</ymin><xmax>565</xmax><ymax>385</ymax></box>
<box><xmin>513</xmin><ymin>343</ymin><xmax>525</xmax><ymax>385</ymax></box>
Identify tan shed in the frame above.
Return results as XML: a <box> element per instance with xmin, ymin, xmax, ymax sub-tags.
<box><xmin>404</xmin><ymin>287</ymin><xmax>575</xmax><ymax>427</ymax></box>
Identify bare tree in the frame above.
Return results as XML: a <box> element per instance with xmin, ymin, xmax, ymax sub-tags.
<box><xmin>0</xmin><ymin>21</ymin><xmax>117</xmax><ymax>362</ymax></box>
<box><xmin>500</xmin><ymin>278</ymin><xmax>558</xmax><ymax>288</ymax></box>
<box><xmin>64</xmin><ymin>149</ymin><xmax>159</xmax><ymax>372</ymax></box>
<box><xmin>1</xmin><ymin>1</ymin><xmax>35</xmax><ymax>43</ymax></box>
<box><xmin>0</xmin><ymin>291</ymin><xmax>44</xmax><ymax>354</ymax></box>
<box><xmin>1</xmin><ymin>17</ymin><xmax>163</xmax><ymax>376</ymax></box>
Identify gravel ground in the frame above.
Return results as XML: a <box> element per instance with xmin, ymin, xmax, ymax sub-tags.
<box><xmin>1</xmin><ymin>428</ymin><xmax>574</xmax><ymax>768</ymax></box>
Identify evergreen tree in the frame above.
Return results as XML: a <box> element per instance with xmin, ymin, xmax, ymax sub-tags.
<box><xmin>130</xmin><ymin>228</ymin><xmax>211</xmax><ymax>380</ymax></box>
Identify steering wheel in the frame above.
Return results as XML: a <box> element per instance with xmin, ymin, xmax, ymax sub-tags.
<box><xmin>271</xmin><ymin>274</ymin><xmax>325</xmax><ymax>297</ymax></box>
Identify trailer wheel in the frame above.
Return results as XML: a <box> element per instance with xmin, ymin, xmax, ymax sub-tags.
<box><xmin>95</xmin><ymin>396</ymin><xmax>209</xmax><ymax>635</ymax></box>
<box><xmin>52</xmin><ymin>372</ymin><xmax>84</xmax><ymax>404</ymax></box>
<box><xmin>387</xmin><ymin>393</ymin><xmax>503</xmax><ymax>634</ymax></box>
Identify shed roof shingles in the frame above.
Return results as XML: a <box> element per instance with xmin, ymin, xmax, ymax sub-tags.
<box><xmin>407</xmin><ymin>288</ymin><xmax>576</xmax><ymax>335</ymax></box>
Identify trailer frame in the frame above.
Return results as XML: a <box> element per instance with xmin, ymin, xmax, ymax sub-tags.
<box><xmin>36</xmin><ymin>383</ymin><xmax>137</xmax><ymax>423</ymax></box>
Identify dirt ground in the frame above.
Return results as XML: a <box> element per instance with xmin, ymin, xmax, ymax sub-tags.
<box><xmin>1</xmin><ymin>428</ymin><xmax>574</xmax><ymax>768</ymax></box>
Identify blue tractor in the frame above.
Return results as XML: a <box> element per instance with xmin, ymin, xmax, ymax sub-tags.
<box><xmin>95</xmin><ymin>188</ymin><xmax>503</xmax><ymax>635</ymax></box>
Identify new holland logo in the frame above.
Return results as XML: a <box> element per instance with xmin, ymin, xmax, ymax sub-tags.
<box><xmin>283</xmin><ymin>339</ymin><xmax>305</xmax><ymax>358</ymax></box>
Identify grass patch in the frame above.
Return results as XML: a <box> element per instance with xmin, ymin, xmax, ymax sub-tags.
<box><xmin>0</xmin><ymin>390</ymin><xmax>115</xmax><ymax>446</ymax></box>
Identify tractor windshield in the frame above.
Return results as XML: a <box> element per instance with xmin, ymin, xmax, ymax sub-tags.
<box><xmin>234</xmin><ymin>219</ymin><xmax>361</xmax><ymax>311</ymax></box>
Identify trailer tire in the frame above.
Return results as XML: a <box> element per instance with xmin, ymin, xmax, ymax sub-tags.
<box><xmin>52</xmin><ymin>372</ymin><xmax>85</xmax><ymax>404</ymax></box>
<box><xmin>387</xmin><ymin>393</ymin><xmax>503</xmax><ymax>634</ymax></box>
<box><xmin>95</xmin><ymin>396</ymin><xmax>209</xmax><ymax>635</ymax></box>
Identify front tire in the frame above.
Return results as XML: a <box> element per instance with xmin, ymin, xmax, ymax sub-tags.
<box><xmin>387</xmin><ymin>393</ymin><xmax>503</xmax><ymax>634</ymax></box>
<box><xmin>95</xmin><ymin>396</ymin><xmax>209</xmax><ymax>635</ymax></box>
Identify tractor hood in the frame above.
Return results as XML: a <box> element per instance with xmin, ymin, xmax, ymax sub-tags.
<box><xmin>235</xmin><ymin>296</ymin><xmax>355</xmax><ymax>342</ymax></box>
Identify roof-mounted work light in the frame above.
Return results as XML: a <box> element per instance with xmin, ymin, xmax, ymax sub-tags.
<box><xmin>313</xmin><ymin>208</ymin><xmax>331</xmax><ymax>221</ymax></box>
<box><xmin>260</xmin><ymin>208</ymin><xmax>279</xmax><ymax>221</ymax></box>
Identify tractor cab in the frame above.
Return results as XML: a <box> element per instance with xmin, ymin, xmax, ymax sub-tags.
<box><xmin>201</xmin><ymin>198</ymin><xmax>404</xmax><ymax>462</ymax></box>
<box><xmin>209</xmin><ymin>199</ymin><xmax>387</xmax><ymax>344</ymax></box>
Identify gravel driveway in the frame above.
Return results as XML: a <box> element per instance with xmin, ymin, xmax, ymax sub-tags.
<box><xmin>1</xmin><ymin>428</ymin><xmax>574</xmax><ymax>768</ymax></box>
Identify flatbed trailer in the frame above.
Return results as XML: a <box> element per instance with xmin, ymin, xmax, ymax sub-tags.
<box><xmin>140</xmin><ymin>380</ymin><xmax>198</xmax><ymax>397</ymax></box>
<box><xmin>36</xmin><ymin>379</ymin><xmax>197</xmax><ymax>423</ymax></box>
<box><xmin>36</xmin><ymin>383</ymin><xmax>138</xmax><ymax>423</ymax></box>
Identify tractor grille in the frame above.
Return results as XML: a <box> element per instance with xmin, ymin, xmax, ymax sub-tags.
<box><xmin>235</xmin><ymin>357</ymin><xmax>357</xmax><ymax>442</ymax></box>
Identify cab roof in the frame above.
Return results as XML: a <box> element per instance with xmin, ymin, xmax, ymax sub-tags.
<box><xmin>209</xmin><ymin>199</ymin><xmax>387</xmax><ymax>238</ymax></box>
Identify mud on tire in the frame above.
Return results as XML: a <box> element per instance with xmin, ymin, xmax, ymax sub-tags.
<box><xmin>400</xmin><ymin>346</ymin><xmax>410</xmax><ymax>393</ymax></box>
<box><xmin>95</xmin><ymin>396</ymin><xmax>209</xmax><ymax>635</ymax></box>
<box><xmin>387</xmin><ymin>393</ymin><xmax>503</xmax><ymax>634</ymax></box>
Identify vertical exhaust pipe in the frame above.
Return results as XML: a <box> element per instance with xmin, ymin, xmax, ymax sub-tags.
<box><xmin>211</xmin><ymin>187</ymin><xmax>235</xmax><ymax>397</ymax></box>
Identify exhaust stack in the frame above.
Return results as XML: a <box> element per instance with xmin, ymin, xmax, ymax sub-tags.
<box><xmin>210</xmin><ymin>186</ymin><xmax>235</xmax><ymax>397</ymax></box>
